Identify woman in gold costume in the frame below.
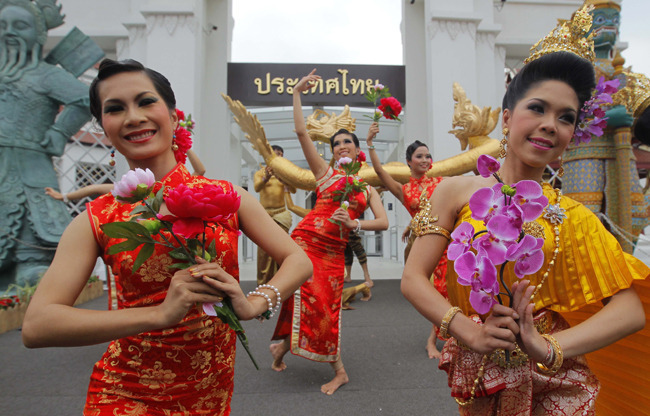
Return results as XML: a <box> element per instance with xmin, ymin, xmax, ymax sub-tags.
<box><xmin>401</xmin><ymin>41</ymin><xmax>648</xmax><ymax>416</ymax></box>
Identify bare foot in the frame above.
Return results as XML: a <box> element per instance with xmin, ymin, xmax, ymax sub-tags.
<box><xmin>321</xmin><ymin>369</ymin><xmax>349</xmax><ymax>395</ymax></box>
<box><xmin>343</xmin><ymin>277</ymin><xmax>352</xmax><ymax>283</ymax></box>
<box><xmin>426</xmin><ymin>333</ymin><xmax>441</xmax><ymax>359</ymax></box>
<box><xmin>270</xmin><ymin>341</ymin><xmax>289</xmax><ymax>371</ymax></box>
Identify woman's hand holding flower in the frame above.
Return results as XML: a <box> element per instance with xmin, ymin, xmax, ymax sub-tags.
<box><xmin>366</xmin><ymin>122</ymin><xmax>379</xmax><ymax>145</ymax></box>
<box><xmin>510</xmin><ymin>280</ymin><xmax>549</xmax><ymax>363</ymax></box>
<box><xmin>330</xmin><ymin>207</ymin><xmax>354</xmax><ymax>229</ymax></box>
<box><xmin>156</xmin><ymin>267</ymin><xmax>226</xmax><ymax>328</ymax></box>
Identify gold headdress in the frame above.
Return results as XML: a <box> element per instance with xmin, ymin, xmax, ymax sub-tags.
<box><xmin>524</xmin><ymin>5</ymin><xmax>595</xmax><ymax>64</ymax></box>
<box><xmin>582</xmin><ymin>0</ymin><xmax>620</xmax><ymax>11</ymax></box>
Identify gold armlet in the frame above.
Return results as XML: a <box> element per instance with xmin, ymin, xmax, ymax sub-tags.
<box><xmin>438</xmin><ymin>306</ymin><xmax>462</xmax><ymax>340</ymax></box>
<box><xmin>536</xmin><ymin>334</ymin><xmax>563</xmax><ymax>375</ymax></box>
<box><xmin>410</xmin><ymin>191</ymin><xmax>451</xmax><ymax>240</ymax></box>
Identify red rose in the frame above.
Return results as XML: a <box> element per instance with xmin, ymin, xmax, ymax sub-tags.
<box><xmin>379</xmin><ymin>97</ymin><xmax>402</xmax><ymax>120</ymax></box>
<box><xmin>173</xmin><ymin>109</ymin><xmax>192</xmax><ymax>164</ymax></box>
<box><xmin>163</xmin><ymin>184</ymin><xmax>240</xmax><ymax>237</ymax></box>
<box><xmin>357</xmin><ymin>151</ymin><xmax>366</xmax><ymax>162</ymax></box>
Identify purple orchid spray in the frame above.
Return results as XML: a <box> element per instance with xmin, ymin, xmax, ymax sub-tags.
<box><xmin>448</xmin><ymin>155</ymin><xmax>548</xmax><ymax>315</ymax></box>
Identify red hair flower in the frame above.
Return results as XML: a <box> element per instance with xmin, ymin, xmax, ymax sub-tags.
<box><xmin>173</xmin><ymin>109</ymin><xmax>193</xmax><ymax>164</ymax></box>
<box><xmin>357</xmin><ymin>151</ymin><xmax>366</xmax><ymax>163</ymax></box>
<box><xmin>379</xmin><ymin>97</ymin><xmax>402</xmax><ymax>121</ymax></box>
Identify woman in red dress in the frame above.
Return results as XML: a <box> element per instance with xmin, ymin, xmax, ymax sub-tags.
<box><xmin>366</xmin><ymin>125</ymin><xmax>447</xmax><ymax>359</ymax></box>
<box><xmin>22</xmin><ymin>59</ymin><xmax>312</xmax><ymax>415</ymax></box>
<box><xmin>270</xmin><ymin>69</ymin><xmax>388</xmax><ymax>395</ymax></box>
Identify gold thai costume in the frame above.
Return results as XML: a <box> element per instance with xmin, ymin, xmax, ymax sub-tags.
<box><xmin>440</xmin><ymin>183</ymin><xmax>650</xmax><ymax>415</ymax></box>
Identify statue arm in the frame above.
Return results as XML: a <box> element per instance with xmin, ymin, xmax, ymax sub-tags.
<box><xmin>187</xmin><ymin>149</ymin><xmax>206</xmax><ymax>176</ymax></box>
<box><xmin>253</xmin><ymin>168</ymin><xmax>268</xmax><ymax>193</ymax></box>
<box><xmin>284</xmin><ymin>190</ymin><xmax>310</xmax><ymax>218</ymax></box>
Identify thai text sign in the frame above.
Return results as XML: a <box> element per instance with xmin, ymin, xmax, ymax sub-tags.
<box><xmin>227</xmin><ymin>63</ymin><xmax>405</xmax><ymax>107</ymax></box>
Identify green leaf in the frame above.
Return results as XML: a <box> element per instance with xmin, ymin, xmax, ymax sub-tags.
<box><xmin>150</xmin><ymin>188</ymin><xmax>165</xmax><ymax>213</ymax></box>
<box><xmin>107</xmin><ymin>239</ymin><xmax>144</xmax><ymax>255</ymax></box>
<box><xmin>132</xmin><ymin>243</ymin><xmax>155</xmax><ymax>273</ymax></box>
<box><xmin>168</xmin><ymin>262</ymin><xmax>192</xmax><ymax>270</ymax></box>
<box><xmin>169</xmin><ymin>247</ymin><xmax>191</xmax><ymax>261</ymax></box>
<box><xmin>208</xmin><ymin>239</ymin><xmax>217</xmax><ymax>259</ymax></box>
<box><xmin>101</xmin><ymin>222</ymin><xmax>151</xmax><ymax>240</ymax></box>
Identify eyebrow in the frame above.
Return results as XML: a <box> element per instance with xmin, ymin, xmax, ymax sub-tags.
<box><xmin>528</xmin><ymin>98</ymin><xmax>578</xmax><ymax>114</ymax></box>
<box><xmin>103</xmin><ymin>91</ymin><xmax>156</xmax><ymax>106</ymax></box>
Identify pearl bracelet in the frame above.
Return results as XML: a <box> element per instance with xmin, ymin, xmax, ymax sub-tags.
<box><xmin>247</xmin><ymin>284</ymin><xmax>282</xmax><ymax>320</ymax></box>
<box><xmin>354</xmin><ymin>219</ymin><xmax>361</xmax><ymax>233</ymax></box>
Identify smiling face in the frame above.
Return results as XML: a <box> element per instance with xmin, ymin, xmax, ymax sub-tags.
<box><xmin>502</xmin><ymin>79</ymin><xmax>579</xmax><ymax>172</ymax></box>
<box><xmin>331</xmin><ymin>132</ymin><xmax>359</xmax><ymax>162</ymax></box>
<box><xmin>407</xmin><ymin>145</ymin><xmax>432</xmax><ymax>175</ymax></box>
<box><xmin>98</xmin><ymin>71</ymin><xmax>178</xmax><ymax>168</ymax></box>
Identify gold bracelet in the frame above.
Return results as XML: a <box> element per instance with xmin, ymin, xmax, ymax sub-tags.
<box><xmin>536</xmin><ymin>334</ymin><xmax>563</xmax><ymax>375</ymax></box>
<box><xmin>439</xmin><ymin>306</ymin><xmax>462</xmax><ymax>340</ymax></box>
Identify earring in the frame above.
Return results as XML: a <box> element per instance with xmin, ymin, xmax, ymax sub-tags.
<box><xmin>557</xmin><ymin>156</ymin><xmax>564</xmax><ymax>178</ymax></box>
<box><xmin>499</xmin><ymin>127</ymin><xmax>509</xmax><ymax>159</ymax></box>
<box><xmin>171</xmin><ymin>133</ymin><xmax>179</xmax><ymax>151</ymax></box>
<box><xmin>109</xmin><ymin>149</ymin><xmax>115</xmax><ymax>167</ymax></box>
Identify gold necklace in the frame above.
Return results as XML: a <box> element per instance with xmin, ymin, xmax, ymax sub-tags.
<box><xmin>531</xmin><ymin>187</ymin><xmax>564</xmax><ymax>299</ymax></box>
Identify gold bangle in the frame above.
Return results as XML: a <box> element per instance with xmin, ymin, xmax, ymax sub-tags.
<box><xmin>410</xmin><ymin>191</ymin><xmax>451</xmax><ymax>240</ymax></box>
<box><xmin>536</xmin><ymin>334</ymin><xmax>563</xmax><ymax>375</ymax></box>
<box><xmin>439</xmin><ymin>306</ymin><xmax>462</xmax><ymax>340</ymax></box>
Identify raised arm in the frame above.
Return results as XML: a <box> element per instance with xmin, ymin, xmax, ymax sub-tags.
<box><xmin>293</xmin><ymin>69</ymin><xmax>329</xmax><ymax>179</ymax></box>
<box><xmin>366</xmin><ymin>122</ymin><xmax>404</xmax><ymax>203</ymax></box>
<box><xmin>187</xmin><ymin>149</ymin><xmax>206</xmax><ymax>176</ymax></box>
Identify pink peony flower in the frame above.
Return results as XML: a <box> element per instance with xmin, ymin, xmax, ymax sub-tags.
<box><xmin>112</xmin><ymin>168</ymin><xmax>156</xmax><ymax>203</ymax></box>
<box><xmin>374</xmin><ymin>83</ymin><xmax>384</xmax><ymax>91</ymax></box>
<box><xmin>163</xmin><ymin>184</ymin><xmax>240</xmax><ymax>237</ymax></box>
<box><xmin>337</xmin><ymin>157</ymin><xmax>353</xmax><ymax>168</ymax></box>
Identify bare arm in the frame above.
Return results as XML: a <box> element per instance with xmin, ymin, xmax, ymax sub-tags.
<box><xmin>187</xmin><ymin>149</ymin><xmax>206</xmax><ymax>176</ymax></box>
<box><xmin>514</xmin><ymin>283</ymin><xmax>645</xmax><ymax>363</ymax></box>
<box><xmin>293</xmin><ymin>69</ymin><xmax>329</xmax><ymax>179</ymax></box>
<box><xmin>45</xmin><ymin>184</ymin><xmax>114</xmax><ymax>201</ymax></box>
<box><xmin>330</xmin><ymin>186</ymin><xmax>389</xmax><ymax>231</ymax></box>
<box><xmin>22</xmin><ymin>215</ymin><xmax>222</xmax><ymax>347</ymax></box>
<box><xmin>366</xmin><ymin>122</ymin><xmax>404</xmax><ymax>203</ymax></box>
<box><xmin>400</xmin><ymin>177</ymin><xmax>522</xmax><ymax>354</ymax></box>
<box><xmin>236</xmin><ymin>186</ymin><xmax>312</xmax><ymax>299</ymax></box>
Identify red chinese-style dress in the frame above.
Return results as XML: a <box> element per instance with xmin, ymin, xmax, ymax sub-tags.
<box><xmin>403</xmin><ymin>176</ymin><xmax>448</xmax><ymax>298</ymax></box>
<box><xmin>272</xmin><ymin>166</ymin><xmax>369</xmax><ymax>362</ymax></box>
<box><xmin>440</xmin><ymin>183</ymin><xmax>650</xmax><ymax>415</ymax></box>
<box><xmin>84</xmin><ymin>164</ymin><xmax>240</xmax><ymax>416</ymax></box>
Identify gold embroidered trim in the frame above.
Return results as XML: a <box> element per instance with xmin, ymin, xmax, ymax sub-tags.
<box><xmin>410</xmin><ymin>191</ymin><xmax>451</xmax><ymax>240</ymax></box>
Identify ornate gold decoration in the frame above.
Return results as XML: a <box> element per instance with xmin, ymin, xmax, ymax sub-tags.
<box><xmin>525</xmin><ymin>5</ymin><xmax>595</xmax><ymax>64</ymax></box>
<box><xmin>613</xmin><ymin>71</ymin><xmax>650</xmax><ymax>118</ymax></box>
<box><xmin>305</xmin><ymin>106</ymin><xmax>356</xmax><ymax>142</ymax></box>
<box><xmin>438</xmin><ymin>306</ymin><xmax>462</xmax><ymax>340</ymax></box>
<box><xmin>410</xmin><ymin>191</ymin><xmax>451</xmax><ymax>240</ymax></box>
<box><xmin>582</xmin><ymin>0</ymin><xmax>620</xmax><ymax>11</ymax></box>
<box><xmin>448</xmin><ymin>82</ymin><xmax>500</xmax><ymax>151</ymax></box>
<box><xmin>522</xmin><ymin>221</ymin><xmax>545</xmax><ymax>239</ymax></box>
<box><xmin>499</xmin><ymin>127</ymin><xmax>508</xmax><ymax>159</ymax></box>
<box><xmin>222</xmin><ymin>91</ymin><xmax>501</xmax><ymax>190</ymax></box>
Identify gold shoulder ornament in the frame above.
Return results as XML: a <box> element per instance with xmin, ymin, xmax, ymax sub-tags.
<box><xmin>410</xmin><ymin>191</ymin><xmax>451</xmax><ymax>241</ymax></box>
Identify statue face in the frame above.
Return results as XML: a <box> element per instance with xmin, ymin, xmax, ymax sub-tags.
<box><xmin>0</xmin><ymin>5</ymin><xmax>38</xmax><ymax>51</ymax></box>
<box><xmin>590</xmin><ymin>7</ymin><xmax>620</xmax><ymax>51</ymax></box>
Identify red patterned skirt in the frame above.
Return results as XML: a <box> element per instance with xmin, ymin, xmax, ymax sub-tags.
<box><xmin>272</xmin><ymin>229</ymin><xmax>345</xmax><ymax>362</ymax></box>
<box><xmin>439</xmin><ymin>310</ymin><xmax>600</xmax><ymax>415</ymax></box>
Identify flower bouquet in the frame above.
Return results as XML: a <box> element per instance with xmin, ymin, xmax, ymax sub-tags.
<box><xmin>329</xmin><ymin>156</ymin><xmax>368</xmax><ymax>238</ymax></box>
<box><xmin>364</xmin><ymin>83</ymin><xmax>402</xmax><ymax>122</ymax></box>
<box><xmin>101</xmin><ymin>168</ymin><xmax>260</xmax><ymax>369</ymax></box>
<box><xmin>448</xmin><ymin>155</ymin><xmax>548</xmax><ymax>314</ymax></box>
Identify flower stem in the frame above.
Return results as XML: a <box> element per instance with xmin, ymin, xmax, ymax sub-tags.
<box><xmin>143</xmin><ymin>201</ymin><xmax>195</xmax><ymax>264</ymax></box>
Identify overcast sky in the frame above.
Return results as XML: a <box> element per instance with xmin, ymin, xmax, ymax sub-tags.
<box><xmin>232</xmin><ymin>0</ymin><xmax>649</xmax><ymax>76</ymax></box>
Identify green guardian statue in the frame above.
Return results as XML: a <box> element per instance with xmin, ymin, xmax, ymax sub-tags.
<box><xmin>563</xmin><ymin>0</ymin><xmax>650</xmax><ymax>253</ymax></box>
<box><xmin>0</xmin><ymin>0</ymin><xmax>102</xmax><ymax>286</ymax></box>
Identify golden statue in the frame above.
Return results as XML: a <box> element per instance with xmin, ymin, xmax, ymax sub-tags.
<box><xmin>305</xmin><ymin>106</ymin><xmax>356</xmax><ymax>142</ymax></box>
<box><xmin>222</xmin><ymin>86</ymin><xmax>500</xmax><ymax>190</ymax></box>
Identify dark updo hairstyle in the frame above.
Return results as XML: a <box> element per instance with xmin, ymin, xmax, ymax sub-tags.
<box><xmin>502</xmin><ymin>52</ymin><xmax>595</xmax><ymax>120</ymax></box>
<box><xmin>271</xmin><ymin>144</ymin><xmax>284</xmax><ymax>154</ymax></box>
<box><xmin>405</xmin><ymin>140</ymin><xmax>429</xmax><ymax>162</ymax></box>
<box><xmin>89</xmin><ymin>59</ymin><xmax>177</xmax><ymax>127</ymax></box>
<box><xmin>329</xmin><ymin>128</ymin><xmax>360</xmax><ymax>150</ymax></box>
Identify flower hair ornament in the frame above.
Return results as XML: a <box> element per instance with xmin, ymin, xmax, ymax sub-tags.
<box><xmin>524</xmin><ymin>4</ymin><xmax>619</xmax><ymax>144</ymax></box>
<box><xmin>173</xmin><ymin>109</ymin><xmax>193</xmax><ymax>164</ymax></box>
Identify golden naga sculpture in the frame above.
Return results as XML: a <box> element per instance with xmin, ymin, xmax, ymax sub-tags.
<box><xmin>222</xmin><ymin>87</ymin><xmax>500</xmax><ymax>190</ymax></box>
<box><xmin>305</xmin><ymin>106</ymin><xmax>356</xmax><ymax>142</ymax></box>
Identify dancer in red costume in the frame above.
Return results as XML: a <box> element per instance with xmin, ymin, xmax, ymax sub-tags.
<box><xmin>22</xmin><ymin>59</ymin><xmax>312</xmax><ymax>415</ymax></box>
<box><xmin>270</xmin><ymin>69</ymin><xmax>388</xmax><ymax>395</ymax></box>
<box><xmin>366</xmin><ymin>124</ymin><xmax>447</xmax><ymax>358</ymax></box>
